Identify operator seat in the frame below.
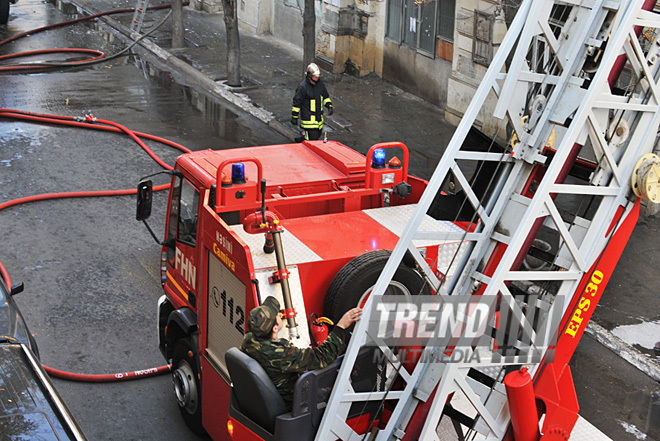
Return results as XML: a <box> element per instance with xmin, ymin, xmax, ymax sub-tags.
<box><xmin>226</xmin><ymin>347</ymin><xmax>318</xmax><ymax>441</ymax></box>
<box><xmin>225</xmin><ymin>347</ymin><xmax>382</xmax><ymax>441</ymax></box>
<box><xmin>225</xmin><ymin>347</ymin><xmax>288</xmax><ymax>433</ymax></box>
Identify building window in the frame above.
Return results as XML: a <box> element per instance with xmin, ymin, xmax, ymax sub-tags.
<box><xmin>472</xmin><ymin>10</ymin><xmax>493</xmax><ymax>66</ymax></box>
<box><xmin>437</xmin><ymin>0</ymin><xmax>455</xmax><ymax>42</ymax></box>
<box><xmin>386</xmin><ymin>0</ymin><xmax>404</xmax><ymax>42</ymax></box>
<box><xmin>387</xmin><ymin>0</ymin><xmax>442</xmax><ymax>56</ymax></box>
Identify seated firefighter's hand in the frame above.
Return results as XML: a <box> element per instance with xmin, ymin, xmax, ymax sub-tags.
<box><xmin>336</xmin><ymin>307</ymin><xmax>362</xmax><ymax>330</ymax></box>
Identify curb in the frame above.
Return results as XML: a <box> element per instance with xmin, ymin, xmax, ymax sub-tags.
<box><xmin>585</xmin><ymin>321</ymin><xmax>660</xmax><ymax>383</ymax></box>
<box><xmin>64</xmin><ymin>0</ymin><xmax>298</xmax><ymax>142</ymax></box>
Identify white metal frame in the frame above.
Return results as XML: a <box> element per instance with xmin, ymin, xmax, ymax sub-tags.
<box><xmin>316</xmin><ymin>1</ymin><xmax>660</xmax><ymax>440</ymax></box>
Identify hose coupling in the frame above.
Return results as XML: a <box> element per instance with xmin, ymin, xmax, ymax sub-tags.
<box><xmin>74</xmin><ymin>111</ymin><xmax>97</xmax><ymax>123</ymax></box>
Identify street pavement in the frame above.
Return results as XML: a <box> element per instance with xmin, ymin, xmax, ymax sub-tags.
<box><xmin>3</xmin><ymin>0</ymin><xmax>660</xmax><ymax>438</ymax></box>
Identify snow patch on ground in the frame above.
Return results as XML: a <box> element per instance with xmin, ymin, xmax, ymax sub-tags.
<box><xmin>611</xmin><ymin>320</ymin><xmax>660</xmax><ymax>350</ymax></box>
<box><xmin>618</xmin><ymin>420</ymin><xmax>648</xmax><ymax>440</ymax></box>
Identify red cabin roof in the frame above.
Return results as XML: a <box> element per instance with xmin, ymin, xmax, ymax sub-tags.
<box><xmin>178</xmin><ymin>140</ymin><xmax>366</xmax><ymax>189</ymax></box>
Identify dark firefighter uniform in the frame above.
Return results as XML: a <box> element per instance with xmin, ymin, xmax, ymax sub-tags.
<box><xmin>240</xmin><ymin>296</ymin><xmax>347</xmax><ymax>409</ymax></box>
<box><xmin>291</xmin><ymin>65</ymin><xmax>333</xmax><ymax>141</ymax></box>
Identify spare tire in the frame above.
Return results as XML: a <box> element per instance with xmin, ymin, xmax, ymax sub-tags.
<box><xmin>323</xmin><ymin>250</ymin><xmax>431</xmax><ymax>323</ymax></box>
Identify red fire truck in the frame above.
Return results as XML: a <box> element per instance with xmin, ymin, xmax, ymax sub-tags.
<box><xmin>137</xmin><ymin>0</ymin><xmax>660</xmax><ymax>440</ymax></box>
<box><xmin>136</xmin><ymin>139</ymin><xmax>474</xmax><ymax>440</ymax></box>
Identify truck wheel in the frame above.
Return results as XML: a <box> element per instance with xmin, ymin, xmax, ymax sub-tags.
<box><xmin>323</xmin><ymin>250</ymin><xmax>431</xmax><ymax>324</ymax></box>
<box><xmin>0</xmin><ymin>0</ymin><xmax>9</xmax><ymax>25</ymax></box>
<box><xmin>172</xmin><ymin>338</ymin><xmax>205</xmax><ymax>435</ymax></box>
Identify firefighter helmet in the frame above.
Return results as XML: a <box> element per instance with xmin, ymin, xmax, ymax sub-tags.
<box><xmin>306</xmin><ymin>63</ymin><xmax>321</xmax><ymax>81</ymax></box>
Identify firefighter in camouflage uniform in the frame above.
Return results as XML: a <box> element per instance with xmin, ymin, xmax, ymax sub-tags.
<box><xmin>241</xmin><ymin>296</ymin><xmax>361</xmax><ymax>409</ymax></box>
<box><xmin>291</xmin><ymin>63</ymin><xmax>334</xmax><ymax>143</ymax></box>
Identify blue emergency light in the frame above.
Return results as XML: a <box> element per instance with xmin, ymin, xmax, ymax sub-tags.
<box><xmin>372</xmin><ymin>148</ymin><xmax>386</xmax><ymax>169</ymax></box>
<box><xmin>232</xmin><ymin>163</ymin><xmax>246</xmax><ymax>184</ymax></box>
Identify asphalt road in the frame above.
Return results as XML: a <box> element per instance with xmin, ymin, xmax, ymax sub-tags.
<box><xmin>1</xmin><ymin>1</ymin><xmax>659</xmax><ymax>440</ymax></box>
<box><xmin>0</xmin><ymin>3</ymin><xmax>285</xmax><ymax>439</ymax></box>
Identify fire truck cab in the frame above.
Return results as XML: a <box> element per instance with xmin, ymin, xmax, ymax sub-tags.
<box><xmin>137</xmin><ymin>139</ymin><xmax>470</xmax><ymax>440</ymax></box>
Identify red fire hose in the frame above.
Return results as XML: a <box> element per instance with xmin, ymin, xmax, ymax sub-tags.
<box><xmin>43</xmin><ymin>364</ymin><xmax>172</xmax><ymax>382</ymax></box>
<box><xmin>0</xmin><ymin>3</ymin><xmax>186</xmax><ymax>72</ymax></box>
<box><xmin>0</xmin><ymin>107</ymin><xmax>191</xmax><ymax>382</ymax></box>
<box><xmin>0</xmin><ymin>48</ymin><xmax>106</xmax><ymax>71</ymax></box>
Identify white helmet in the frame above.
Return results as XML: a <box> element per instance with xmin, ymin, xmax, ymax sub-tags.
<box><xmin>306</xmin><ymin>63</ymin><xmax>321</xmax><ymax>80</ymax></box>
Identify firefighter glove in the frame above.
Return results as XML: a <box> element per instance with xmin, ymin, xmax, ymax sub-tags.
<box><xmin>291</xmin><ymin>117</ymin><xmax>298</xmax><ymax>126</ymax></box>
<box><xmin>327</xmin><ymin>106</ymin><xmax>334</xmax><ymax>116</ymax></box>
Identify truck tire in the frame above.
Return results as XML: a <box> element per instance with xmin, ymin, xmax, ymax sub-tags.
<box><xmin>323</xmin><ymin>250</ymin><xmax>431</xmax><ymax>325</ymax></box>
<box><xmin>172</xmin><ymin>338</ymin><xmax>205</xmax><ymax>435</ymax></box>
<box><xmin>0</xmin><ymin>0</ymin><xmax>9</xmax><ymax>25</ymax></box>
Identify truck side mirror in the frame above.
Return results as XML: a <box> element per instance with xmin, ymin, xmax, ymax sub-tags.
<box><xmin>136</xmin><ymin>180</ymin><xmax>153</xmax><ymax>221</ymax></box>
<box><xmin>10</xmin><ymin>282</ymin><xmax>24</xmax><ymax>296</ymax></box>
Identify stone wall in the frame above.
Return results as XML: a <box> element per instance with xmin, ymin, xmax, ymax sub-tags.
<box><xmin>192</xmin><ymin>0</ymin><xmax>224</xmax><ymax>13</ymax></box>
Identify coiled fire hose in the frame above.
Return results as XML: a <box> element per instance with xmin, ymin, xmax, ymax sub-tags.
<box><xmin>0</xmin><ymin>107</ymin><xmax>192</xmax><ymax>381</ymax></box>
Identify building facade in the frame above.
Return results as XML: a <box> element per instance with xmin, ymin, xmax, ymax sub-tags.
<box><xmin>191</xmin><ymin>0</ymin><xmax>517</xmax><ymax>139</ymax></box>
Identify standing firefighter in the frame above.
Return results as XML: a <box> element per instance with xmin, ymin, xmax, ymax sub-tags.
<box><xmin>291</xmin><ymin>63</ymin><xmax>333</xmax><ymax>142</ymax></box>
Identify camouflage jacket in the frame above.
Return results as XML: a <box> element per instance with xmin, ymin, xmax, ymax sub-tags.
<box><xmin>240</xmin><ymin>327</ymin><xmax>348</xmax><ymax>409</ymax></box>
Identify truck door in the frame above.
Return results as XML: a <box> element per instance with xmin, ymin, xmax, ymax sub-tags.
<box><xmin>166</xmin><ymin>176</ymin><xmax>201</xmax><ymax>309</ymax></box>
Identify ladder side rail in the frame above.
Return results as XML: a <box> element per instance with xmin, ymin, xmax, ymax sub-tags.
<box><xmin>406</xmin><ymin>150</ymin><xmax>517</xmax><ymax>291</ymax></box>
<box><xmin>407</xmin><ymin>244</ymin><xmax>443</xmax><ymax>289</ymax></box>
<box><xmin>313</xmin><ymin>2</ymin><xmax>535</xmax><ymax>439</ymax></box>
<box><xmin>130</xmin><ymin>2</ymin><xmax>141</xmax><ymax>30</ymax></box>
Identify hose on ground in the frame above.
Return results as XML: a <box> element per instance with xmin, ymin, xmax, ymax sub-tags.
<box><xmin>0</xmin><ymin>2</ymin><xmax>183</xmax><ymax>72</ymax></box>
<box><xmin>0</xmin><ymin>108</ymin><xmax>192</xmax><ymax>382</ymax></box>
<box><xmin>44</xmin><ymin>364</ymin><xmax>172</xmax><ymax>382</ymax></box>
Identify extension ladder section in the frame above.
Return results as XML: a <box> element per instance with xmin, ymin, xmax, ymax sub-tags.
<box><xmin>130</xmin><ymin>0</ymin><xmax>150</xmax><ymax>33</ymax></box>
<box><xmin>316</xmin><ymin>1</ymin><xmax>660</xmax><ymax>440</ymax></box>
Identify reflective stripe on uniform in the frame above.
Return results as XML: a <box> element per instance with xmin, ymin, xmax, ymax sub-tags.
<box><xmin>310</xmin><ymin>100</ymin><xmax>316</xmax><ymax>112</ymax></box>
<box><xmin>301</xmin><ymin>119</ymin><xmax>323</xmax><ymax>129</ymax></box>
